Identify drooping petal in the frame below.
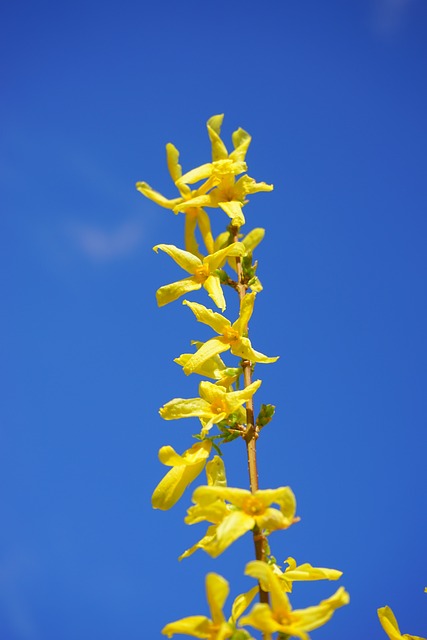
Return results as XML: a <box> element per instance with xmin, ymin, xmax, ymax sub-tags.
<box><xmin>209</xmin><ymin>510</ymin><xmax>255</xmax><ymax>556</ymax></box>
<box><xmin>218</xmin><ymin>201</ymin><xmax>245</xmax><ymax>227</ymax></box>
<box><xmin>256</xmin><ymin>487</ymin><xmax>297</xmax><ymax>520</ymax></box>
<box><xmin>183</xmin><ymin>300</ymin><xmax>232</xmax><ymax>335</ymax></box>
<box><xmin>206</xmin><ymin>573</ymin><xmax>229</xmax><ymax>625</ymax></box>
<box><xmin>179</xmin><ymin>524</ymin><xmax>218</xmax><ymax>560</ymax></box>
<box><xmin>203</xmin><ymin>275</ymin><xmax>226</xmax><ymax>311</ymax></box>
<box><xmin>153</xmin><ymin>243</ymin><xmax>202</xmax><ymax>273</ymax></box>
<box><xmin>159</xmin><ymin>397</ymin><xmax>211</xmax><ymax>421</ymax></box>
<box><xmin>174</xmin><ymin>349</ymin><xmax>227</xmax><ymax>380</ymax></box>
<box><xmin>256</xmin><ymin>507</ymin><xmax>294</xmax><ymax>531</ymax></box>
<box><xmin>156</xmin><ymin>278</ymin><xmax>201</xmax><ymax>307</ymax></box>
<box><xmin>205</xmin><ymin>456</ymin><xmax>227</xmax><ymax>487</ymax></box>
<box><xmin>231</xmin><ymin>336</ymin><xmax>279</xmax><ymax>364</ymax></box>
<box><xmin>136</xmin><ymin>181</ymin><xmax>182</xmax><ymax>210</ymax></box>
<box><xmin>152</xmin><ymin>460</ymin><xmax>208</xmax><ymax>510</ymax></box>
<box><xmin>182</xmin><ymin>338</ymin><xmax>230</xmax><ymax>376</ymax></box>
<box><xmin>196</xmin><ymin>208</ymin><xmax>215</xmax><ymax>254</ymax></box>
<box><xmin>242</xmin><ymin>228</ymin><xmax>265</xmax><ymax>253</ymax></box>
<box><xmin>184</xmin><ymin>211</ymin><xmax>202</xmax><ymax>257</ymax></box>
<box><xmin>162</xmin><ymin>615</ymin><xmax>211</xmax><ymax>639</ymax></box>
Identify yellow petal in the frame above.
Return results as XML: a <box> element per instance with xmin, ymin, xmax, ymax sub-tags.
<box><xmin>292</xmin><ymin>587</ymin><xmax>350</xmax><ymax>633</ymax></box>
<box><xmin>210</xmin><ymin>510</ymin><xmax>255</xmax><ymax>556</ymax></box>
<box><xmin>242</xmin><ymin>228</ymin><xmax>265</xmax><ymax>253</ymax></box>
<box><xmin>183</xmin><ymin>338</ymin><xmax>230</xmax><ymax>376</ymax></box>
<box><xmin>218</xmin><ymin>201</ymin><xmax>245</xmax><ymax>227</ymax></box>
<box><xmin>231</xmin><ymin>586</ymin><xmax>258</xmax><ymax>623</ymax></box>
<box><xmin>153</xmin><ymin>243</ymin><xmax>201</xmax><ymax>273</ymax></box>
<box><xmin>174</xmin><ymin>349</ymin><xmax>227</xmax><ymax>380</ymax></box>
<box><xmin>184</xmin><ymin>211</ymin><xmax>202</xmax><ymax>257</ymax></box>
<box><xmin>231</xmin><ymin>337</ymin><xmax>279</xmax><ymax>364</ymax></box>
<box><xmin>256</xmin><ymin>487</ymin><xmax>297</xmax><ymax>520</ymax></box>
<box><xmin>166</xmin><ymin>143</ymin><xmax>182</xmax><ymax>183</ymax></box>
<box><xmin>159</xmin><ymin>397</ymin><xmax>211</xmax><ymax>420</ymax></box>
<box><xmin>204</xmin><ymin>242</ymin><xmax>246</xmax><ymax>272</ymax></box>
<box><xmin>378</xmin><ymin>607</ymin><xmax>405</xmax><ymax>640</ymax></box>
<box><xmin>179</xmin><ymin>524</ymin><xmax>218</xmax><ymax>560</ymax></box>
<box><xmin>283</xmin><ymin>558</ymin><xmax>342</xmax><ymax>586</ymax></box>
<box><xmin>256</xmin><ymin>507</ymin><xmax>294</xmax><ymax>531</ymax></box>
<box><xmin>239</xmin><ymin>603</ymin><xmax>283</xmax><ymax>635</ymax></box>
<box><xmin>136</xmin><ymin>181</ymin><xmax>182</xmax><ymax>210</ymax></box>
<box><xmin>158</xmin><ymin>440</ymin><xmax>212</xmax><ymax>467</ymax></box>
<box><xmin>207</xmin><ymin>114</ymin><xmax>229</xmax><ymax>161</ymax></box>
<box><xmin>156</xmin><ymin>278</ymin><xmax>201</xmax><ymax>307</ymax></box>
<box><xmin>233</xmin><ymin>292</ymin><xmax>255</xmax><ymax>336</ymax></box>
<box><xmin>196</xmin><ymin>208</ymin><xmax>214</xmax><ymax>255</ymax></box>
<box><xmin>179</xmin><ymin>163</ymin><xmax>213</xmax><ymax>186</ymax></box>
<box><xmin>183</xmin><ymin>300</ymin><xmax>232</xmax><ymax>334</ymax></box>
<box><xmin>230</xmin><ymin>128</ymin><xmax>251</xmax><ymax>163</ymax></box>
<box><xmin>245</xmin><ymin>561</ymin><xmax>291</xmax><ymax>619</ymax></box>
<box><xmin>152</xmin><ymin>461</ymin><xmax>208</xmax><ymax>510</ymax></box>
<box><xmin>206</xmin><ymin>456</ymin><xmax>227</xmax><ymax>487</ymax></box>
<box><xmin>203</xmin><ymin>275</ymin><xmax>226</xmax><ymax>311</ymax></box>
<box><xmin>162</xmin><ymin>615</ymin><xmax>211</xmax><ymax>639</ymax></box>
<box><xmin>206</xmin><ymin>573</ymin><xmax>228</xmax><ymax>625</ymax></box>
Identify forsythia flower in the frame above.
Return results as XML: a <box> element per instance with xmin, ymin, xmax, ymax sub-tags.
<box><xmin>174</xmin><ymin>344</ymin><xmax>240</xmax><ymax>388</ymax></box>
<box><xmin>273</xmin><ymin>557</ymin><xmax>343</xmax><ymax>593</ymax></box>
<box><xmin>240</xmin><ymin>561</ymin><xmax>349</xmax><ymax>640</ymax></box>
<box><xmin>162</xmin><ymin>572</ymin><xmax>235</xmax><ymax>639</ymax></box>
<box><xmin>162</xmin><ymin>570</ymin><xmax>257</xmax><ymax>640</ymax></box>
<box><xmin>184</xmin><ymin>485</ymin><xmax>297</xmax><ymax>558</ymax></box>
<box><xmin>175</xmin><ymin>115</ymin><xmax>273</xmax><ymax>228</ymax></box>
<box><xmin>377</xmin><ymin>606</ymin><xmax>426</xmax><ymax>640</ymax></box>
<box><xmin>136</xmin><ymin>142</ymin><xmax>214</xmax><ymax>256</ymax></box>
<box><xmin>153</xmin><ymin>242</ymin><xmax>245</xmax><ymax>311</ymax></box>
<box><xmin>159</xmin><ymin>379</ymin><xmax>261</xmax><ymax>435</ymax></box>
<box><xmin>151</xmin><ymin>440</ymin><xmax>212</xmax><ymax>511</ymax></box>
<box><xmin>181</xmin><ymin>294</ymin><xmax>278</xmax><ymax>376</ymax></box>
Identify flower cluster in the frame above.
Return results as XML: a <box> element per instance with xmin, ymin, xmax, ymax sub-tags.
<box><xmin>138</xmin><ymin>116</ymin><xmax>424</xmax><ymax>640</ymax></box>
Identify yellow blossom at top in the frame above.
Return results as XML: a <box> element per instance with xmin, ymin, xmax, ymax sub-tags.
<box><xmin>378</xmin><ymin>606</ymin><xmax>426</xmax><ymax>640</ymax></box>
<box><xmin>175</xmin><ymin>115</ymin><xmax>273</xmax><ymax>228</ymax></box>
<box><xmin>153</xmin><ymin>242</ymin><xmax>245</xmax><ymax>311</ymax></box>
<box><xmin>151</xmin><ymin>440</ymin><xmax>212</xmax><ymax>511</ymax></box>
<box><xmin>184</xmin><ymin>484</ymin><xmax>297</xmax><ymax>558</ymax></box>
<box><xmin>181</xmin><ymin>293</ymin><xmax>278</xmax><ymax>376</ymax></box>
<box><xmin>136</xmin><ymin>142</ymin><xmax>214</xmax><ymax>256</ymax></box>
<box><xmin>240</xmin><ymin>561</ymin><xmax>349</xmax><ymax>640</ymax></box>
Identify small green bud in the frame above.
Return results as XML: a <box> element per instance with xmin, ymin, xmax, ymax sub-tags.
<box><xmin>256</xmin><ymin>404</ymin><xmax>276</xmax><ymax>428</ymax></box>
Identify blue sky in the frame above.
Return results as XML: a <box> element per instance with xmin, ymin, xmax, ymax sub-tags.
<box><xmin>1</xmin><ymin>1</ymin><xmax>426</xmax><ymax>638</ymax></box>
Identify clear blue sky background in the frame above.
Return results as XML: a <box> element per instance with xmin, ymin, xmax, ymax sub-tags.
<box><xmin>1</xmin><ymin>1</ymin><xmax>426</xmax><ymax>639</ymax></box>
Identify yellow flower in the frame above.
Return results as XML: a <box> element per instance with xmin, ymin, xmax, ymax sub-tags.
<box><xmin>174</xmin><ymin>344</ymin><xmax>240</xmax><ymax>388</ymax></box>
<box><xmin>184</xmin><ymin>485</ymin><xmax>297</xmax><ymax>558</ymax></box>
<box><xmin>151</xmin><ymin>440</ymin><xmax>212</xmax><ymax>511</ymax></box>
<box><xmin>240</xmin><ymin>561</ymin><xmax>349</xmax><ymax>640</ymax></box>
<box><xmin>153</xmin><ymin>242</ymin><xmax>245</xmax><ymax>311</ymax></box>
<box><xmin>159</xmin><ymin>379</ymin><xmax>261</xmax><ymax>435</ymax></box>
<box><xmin>175</xmin><ymin>115</ymin><xmax>273</xmax><ymax>228</ymax></box>
<box><xmin>273</xmin><ymin>557</ymin><xmax>343</xmax><ymax>593</ymax></box>
<box><xmin>378</xmin><ymin>606</ymin><xmax>426</xmax><ymax>640</ymax></box>
<box><xmin>181</xmin><ymin>294</ymin><xmax>278</xmax><ymax>375</ymax></box>
<box><xmin>136</xmin><ymin>142</ymin><xmax>214</xmax><ymax>256</ymax></box>
<box><xmin>162</xmin><ymin>573</ymin><xmax>234</xmax><ymax>639</ymax></box>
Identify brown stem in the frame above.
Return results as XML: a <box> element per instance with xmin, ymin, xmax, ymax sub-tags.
<box><xmin>232</xmin><ymin>228</ymin><xmax>271</xmax><ymax>632</ymax></box>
